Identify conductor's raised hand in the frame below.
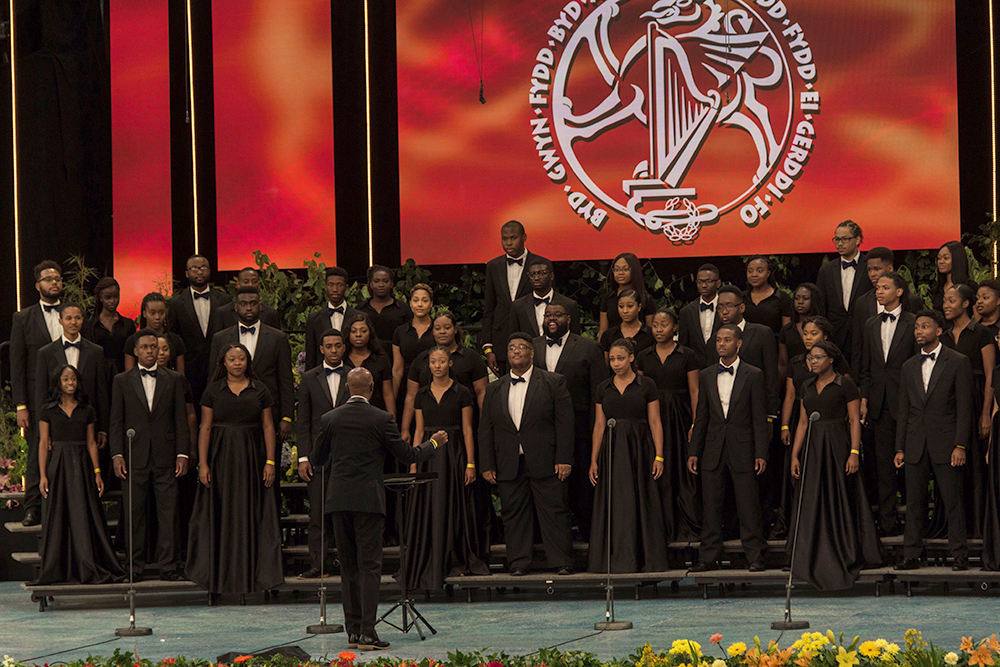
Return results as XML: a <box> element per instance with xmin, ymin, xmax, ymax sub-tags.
<box><xmin>754</xmin><ymin>458</ymin><xmax>767</xmax><ymax>475</ymax></box>
<box><xmin>298</xmin><ymin>460</ymin><xmax>313</xmax><ymax>482</ymax></box>
<box><xmin>431</xmin><ymin>430</ymin><xmax>449</xmax><ymax>446</ymax></box>
<box><xmin>687</xmin><ymin>456</ymin><xmax>699</xmax><ymax>475</ymax></box>
<box><xmin>263</xmin><ymin>461</ymin><xmax>275</xmax><ymax>487</ymax></box>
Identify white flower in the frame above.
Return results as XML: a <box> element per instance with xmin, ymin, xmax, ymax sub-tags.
<box><xmin>944</xmin><ymin>653</ymin><xmax>959</xmax><ymax>665</ymax></box>
<box><xmin>713</xmin><ymin>660</ymin><xmax>727</xmax><ymax>667</ymax></box>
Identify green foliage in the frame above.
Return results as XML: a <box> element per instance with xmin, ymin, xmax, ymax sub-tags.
<box><xmin>0</xmin><ymin>383</ymin><xmax>27</xmax><ymax>500</ymax></box>
<box><xmin>60</xmin><ymin>254</ymin><xmax>100</xmax><ymax>314</ymax></box>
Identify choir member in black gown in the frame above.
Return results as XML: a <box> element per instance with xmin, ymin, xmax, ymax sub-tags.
<box><xmin>34</xmin><ymin>366</ymin><xmax>124</xmax><ymax>585</ymax></box>
<box><xmin>931</xmin><ymin>241</ymin><xmax>975</xmax><ymax>313</ymax></box>
<box><xmin>941</xmin><ymin>284</ymin><xmax>994</xmax><ymax>537</ymax></box>
<box><xmin>83</xmin><ymin>276</ymin><xmax>136</xmax><ymax>381</ymax></box>
<box><xmin>983</xmin><ymin>370</ymin><xmax>1000</xmax><ymax>570</ymax></box>
<box><xmin>743</xmin><ymin>255</ymin><xmax>792</xmax><ymax>335</ymax></box>
<box><xmin>777</xmin><ymin>283</ymin><xmax>822</xmax><ymax>384</ymax></box>
<box><xmin>404</xmin><ymin>347</ymin><xmax>490</xmax><ymax>589</ymax></box>
<box><xmin>588</xmin><ymin>339</ymin><xmax>668</xmax><ymax>573</ymax></box>
<box><xmin>598</xmin><ymin>253</ymin><xmax>655</xmax><ymax>339</ymax></box>
<box><xmin>637</xmin><ymin>308</ymin><xmax>701</xmax><ymax>541</ymax></box>
<box><xmin>978</xmin><ymin>281</ymin><xmax>1000</xmax><ymax>338</ymax></box>
<box><xmin>345</xmin><ymin>313</ymin><xmax>395</xmax><ymax>414</ymax></box>
<box><xmin>359</xmin><ymin>265</ymin><xmax>411</xmax><ymax>353</ymax></box>
<box><xmin>125</xmin><ymin>292</ymin><xmax>185</xmax><ymax>373</ymax></box>
<box><xmin>599</xmin><ymin>289</ymin><xmax>655</xmax><ymax>359</ymax></box>
<box><xmin>788</xmin><ymin>341</ymin><xmax>881</xmax><ymax>589</ymax></box>
<box><xmin>392</xmin><ymin>284</ymin><xmax>435</xmax><ymax>431</ymax></box>
<box><xmin>186</xmin><ymin>343</ymin><xmax>283</xmax><ymax>596</ymax></box>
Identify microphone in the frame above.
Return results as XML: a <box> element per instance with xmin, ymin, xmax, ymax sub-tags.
<box><xmin>126</xmin><ymin>428</ymin><xmax>136</xmax><ymax>439</ymax></box>
<box><xmin>606</xmin><ymin>419</ymin><xmax>617</xmax><ymax>428</ymax></box>
<box><xmin>809</xmin><ymin>412</ymin><xmax>821</xmax><ymax>423</ymax></box>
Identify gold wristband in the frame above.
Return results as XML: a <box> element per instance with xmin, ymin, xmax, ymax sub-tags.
<box><xmin>957</xmin><ymin>445</ymin><xmax>966</xmax><ymax>450</ymax></box>
<box><xmin>16</xmin><ymin>404</ymin><xmax>27</xmax><ymax>411</ymax></box>
<box><xmin>282</xmin><ymin>417</ymin><xmax>292</xmax><ymax>423</ymax></box>
<box><xmin>265</xmin><ymin>459</ymin><xmax>275</xmax><ymax>466</ymax></box>
<box><xmin>781</xmin><ymin>425</ymin><xmax>790</xmax><ymax>431</ymax></box>
<box><xmin>466</xmin><ymin>463</ymin><xmax>476</xmax><ymax>469</ymax></box>
<box><xmin>850</xmin><ymin>450</ymin><xmax>860</xmax><ymax>455</ymax></box>
<box><xmin>94</xmin><ymin>467</ymin><xmax>101</xmax><ymax>473</ymax></box>
<box><xmin>654</xmin><ymin>456</ymin><xmax>664</xmax><ymax>462</ymax></box>
<box><xmin>430</xmin><ymin>438</ymin><xmax>439</xmax><ymax>449</ymax></box>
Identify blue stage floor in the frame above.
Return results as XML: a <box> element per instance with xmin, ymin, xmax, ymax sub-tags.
<box><xmin>0</xmin><ymin>581</ymin><xmax>998</xmax><ymax>662</ymax></box>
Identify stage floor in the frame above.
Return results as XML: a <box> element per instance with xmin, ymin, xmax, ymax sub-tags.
<box><xmin>0</xmin><ymin>580</ymin><xmax>998</xmax><ymax>662</ymax></box>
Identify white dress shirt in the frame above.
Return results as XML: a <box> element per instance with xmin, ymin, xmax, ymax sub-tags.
<box><xmin>880</xmin><ymin>305</ymin><xmax>902</xmax><ymax>362</ymax></box>
<box><xmin>239</xmin><ymin>320</ymin><xmax>261</xmax><ymax>359</ymax></box>
<box><xmin>699</xmin><ymin>295</ymin><xmax>718</xmax><ymax>343</ymax></box>
<box><xmin>61</xmin><ymin>334</ymin><xmax>81</xmax><ymax>369</ymax></box>
<box><xmin>191</xmin><ymin>287</ymin><xmax>211</xmax><ymax>336</ymax></box>
<box><xmin>544</xmin><ymin>331</ymin><xmax>569</xmax><ymax>372</ymax></box>
<box><xmin>327</xmin><ymin>301</ymin><xmax>347</xmax><ymax>331</ymax></box>
<box><xmin>840</xmin><ymin>251</ymin><xmax>859</xmax><ymax>311</ymax></box>
<box><xmin>138</xmin><ymin>363</ymin><xmax>158</xmax><ymax>411</ymax></box>
<box><xmin>920</xmin><ymin>342</ymin><xmax>942</xmax><ymax>392</ymax></box>
<box><xmin>324</xmin><ymin>362</ymin><xmax>344</xmax><ymax>403</ymax></box>
<box><xmin>718</xmin><ymin>357</ymin><xmax>741</xmax><ymax>418</ymax></box>
<box><xmin>41</xmin><ymin>301</ymin><xmax>63</xmax><ymax>341</ymax></box>
<box><xmin>509</xmin><ymin>365</ymin><xmax>532</xmax><ymax>455</ymax></box>
<box><xmin>506</xmin><ymin>251</ymin><xmax>527</xmax><ymax>301</ymax></box>
<box><xmin>532</xmin><ymin>290</ymin><xmax>553</xmax><ymax>334</ymax></box>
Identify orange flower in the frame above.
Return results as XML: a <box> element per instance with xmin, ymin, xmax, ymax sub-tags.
<box><xmin>963</xmin><ymin>637</ymin><xmax>976</xmax><ymax>653</ymax></box>
<box><xmin>970</xmin><ymin>646</ymin><xmax>995</xmax><ymax>667</ymax></box>
<box><xmin>711</xmin><ymin>634</ymin><xmax>724</xmax><ymax>644</ymax></box>
<box><xmin>234</xmin><ymin>656</ymin><xmax>253</xmax><ymax>664</ymax></box>
<box><xmin>338</xmin><ymin>653</ymin><xmax>357</xmax><ymax>662</ymax></box>
<box><xmin>795</xmin><ymin>650</ymin><xmax>814</xmax><ymax>667</ymax></box>
<box><xmin>989</xmin><ymin>635</ymin><xmax>1000</xmax><ymax>653</ymax></box>
<box><xmin>162</xmin><ymin>661</ymin><xmax>177</xmax><ymax>666</ymax></box>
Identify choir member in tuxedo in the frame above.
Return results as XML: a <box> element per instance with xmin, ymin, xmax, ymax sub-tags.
<box><xmin>510</xmin><ymin>259</ymin><xmax>581</xmax><ymax>337</ymax></box>
<box><xmin>304</xmin><ymin>266</ymin><xmax>358</xmax><ymax>370</ymax></box>
<box><xmin>345</xmin><ymin>313</ymin><xmax>395</xmax><ymax>414</ymax></box>
<box><xmin>10</xmin><ymin>260</ymin><xmax>65</xmax><ymax>526</ymax></box>
<box><xmin>743</xmin><ymin>255</ymin><xmax>792</xmax><ymax>334</ymax></box>
<box><xmin>816</xmin><ymin>220</ymin><xmax>870</xmax><ymax>364</ymax></box>
<box><xmin>858</xmin><ymin>273</ymin><xmax>917</xmax><ymax>535</ymax></box>
<box><xmin>976</xmin><ymin>280</ymin><xmax>1000</xmax><ymax>336</ymax></box>
<box><xmin>166</xmin><ymin>254</ymin><xmax>230</xmax><ymax>405</ymax></box>
<box><xmin>850</xmin><ymin>247</ymin><xmax>922</xmax><ymax>372</ymax></box>
<box><xmin>83</xmin><ymin>276</ymin><xmax>136</xmax><ymax>380</ymax></box>
<box><xmin>110</xmin><ymin>329</ymin><xmax>190</xmax><ymax>580</ymax></box>
<box><xmin>310</xmin><ymin>367</ymin><xmax>444</xmax><ymax>650</ymax></box>
<box><xmin>481</xmin><ymin>220</ymin><xmax>547</xmax><ymax>375</ymax></box>
<box><xmin>894</xmin><ymin>310</ymin><xmax>972</xmax><ymax>570</ymax></box>
<box><xmin>533</xmin><ymin>303</ymin><xmax>609</xmax><ymax>540</ymax></box>
<box><xmin>598</xmin><ymin>252</ymin><xmax>655</xmax><ymax>339</ymax></box>
<box><xmin>359</xmin><ymin>265</ymin><xmax>411</xmax><ymax>352</ymax></box>
<box><xmin>710</xmin><ymin>286</ymin><xmax>779</xmax><ymax>416</ymax></box>
<box><xmin>209</xmin><ymin>287</ymin><xmax>295</xmax><ymax>443</ymax></box>
<box><xmin>296</xmin><ymin>328</ymin><xmax>350</xmax><ymax>579</ymax></box>
<box><xmin>688</xmin><ymin>324</ymin><xmax>770</xmax><ymax>571</ymax></box>
<box><xmin>599</xmin><ymin>289</ymin><xmax>655</xmax><ymax>359</ymax></box>
<box><xmin>932</xmin><ymin>241</ymin><xmax>975</xmax><ymax>313</ymax></box>
<box><xmin>778</xmin><ymin>283</ymin><xmax>823</xmax><ymax>383</ymax></box>
<box><xmin>211</xmin><ymin>267</ymin><xmax>281</xmax><ymax>333</ymax></box>
<box><xmin>678</xmin><ymin>263</ymin><xmax>723</xmax><ymax>368</ymax></box>
<box><xmin>126</xmin><ymin>293</ymin><xmax>185</xmax><ymax>373</ymax></box>
<box><xmin>392</xmin><ymin>284</ymin><xmax>435</xmax><ymax>427</ymax></box>
<box><xmin>941</xmin><ymin>284</ymin><xmax>994</xmax><ymax>537</ymax></box>
<box><xmin>479</xmin><ymin>332</ymin><xmax>576</xmax><ymax>575</ymax></box>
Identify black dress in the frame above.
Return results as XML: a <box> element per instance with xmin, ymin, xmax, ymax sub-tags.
<box><xmin>587</xmin><ymin>375</ymin><xmax>669</xmax><ymax>573</ymax></box>
<box><xmin>34</xmin><ymin>403</ymin><xmax>124</xmax><ymax>585</ymax></box>
<box><xmin>408</xmin><ymin>346</ymin><xmax>488</xmax><ymax>396</ymax></box>
<box><xmin>599</xmin><ymin>325</ymin><xmax>655</xmax><ymax>357</ymax></box>
<box><xmin>788</xmin><ymin>375</ymin><xmax>881</xmax><ymax>590</ymax></box>
<box><xmin>392</xmin><ymin>321</ymin><xmax>435</xmax><ymax>416</ymax></box>
<box><xmin>983</xmin><ymin>371</ymin><xmax>1000</xmax><ymax>570</ymax></box>
<box><xmin>186</xmin><ymin>380</ymin><xmax>284</xmax><ymax>594</ymax></box>
<box><xmin>637</xmin><ymin>344</ymin><xmax>701</xmax><ymax>541</ymax></box>
<box><xmin>778</xmin><ymin>321</ymin><xmax>807</xmax><ymax>361</ymax></box>
<box><xmin>771</xmin><ymin>354</ymin><xmax>814</xmax><ymax>539</ymax></box>
<box><xmin>346</xmin><ymin>351</ymin><xmax>393</xmax><ymax>411</ymax></box>
<box><xmin>83</xmin><ymin>314</ymin><xmax>136</xmax><ymax>378</ymax></box>
<box><xmin>359</xmin><ymin>298</ymin><xmax>411</xmax><ymax>352</ymax></box>
<box><xmin>601</xmin><ymin>290</ymin><xmax>656</xmax><ymax>330</ymax></box>
<box><xmin>744</xmin><ymin>288</ymin><xmax>793</xmax><ymax>334</ymax></box>
<box><xmin>403</xmin><ymin>382</ymin><xmax>489</xmax><ymax>589</ymax></box>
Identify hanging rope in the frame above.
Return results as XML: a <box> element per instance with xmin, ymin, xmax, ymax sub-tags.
<box><xmin>467</xmin><ymin>0</ymin><xmax>485</xmax><ymax>103</ymax></box>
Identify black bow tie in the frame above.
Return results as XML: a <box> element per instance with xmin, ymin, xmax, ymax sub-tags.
<box><xmin>240</xmin><ymin>326</ymin><xmax>256</xmax><ymax>335</ymax></box>
<box><xmin>510</xmin><ymin>375</ymin><xmax>526</xmax><ymax>385</ymax></box>
<box><xmin>325</xmin><ymin>366</ymin><xmax>344</xmax><ymax>377</ymax></box>
<box><xmin>546</xmin><ymin>337</ymin><xmax>562</xmax><ymax>347</ymax></box>
<box><xmin>700</xmin><ymin>302</ymin><xmax>714</xmax><ymax>312</ymax></box>
<box><xmin>63</xmin><ymin>340</ymin><xmax>81</xmax><ymax>350</ymax></box>
<box><xmin>139</xmin><ymin>368</ymin><xmax>157</xmax><ymax>378</ymax></box>
<box><xmin>193</xmin><ymin>291</ymin><xmax>210</xmax><ymax>300</ymax></box>
<box><xmin>506</xmin><ymin>257</ymin><xmax>523</xmax><ymax>266</ymax></box>
<box><xmin>921</xmin><ymin>352</ymin><xmax>937</xmax><ymax>363</ymax></box>
<box><xmin>718</xmin><ymin>364</ymin><xmax>734</xmax><ymax>376</ymax></box>
<box><xmin>841</xmin><ymin>259</ymin><xmax>857</xmax><ymax>270</ymax></box>
<box><xmin>328</xmin><ymin>305</ymin><xmax>344</xmax><ymax>316</ymax></box>
<box><xmin>534</xmin><ymin>296</ymin><xmax>550</xmax><ymax>307</ymax></box>
<box><xmin>881</xmin><ymin>312</ymin><xmax>897</xmax><ymax>322</ymax></box>
<box><xmin>43</xmin><ymin>303</ymin><xmax>60</xmax><ymax>313</ymax></box>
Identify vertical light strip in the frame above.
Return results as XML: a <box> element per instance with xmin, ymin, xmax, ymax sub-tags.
<box><xmin>990</xmin><ymin>0</ymin><xmax>998</xmax><ymax>278</ymax></box>
<box><xmin>9</xmin><ymin>0</ymin><xmax>21</xmax><ymax>310</ymax></box>
<box><xmin>363</xmin><ymin>0</ymin><xmax>373</xmax><ymax>266</ymax></box>
<box><xmin>186</xmin><ymin>0</ymin><xmax>199</xmax><ymax>254</ymax></box>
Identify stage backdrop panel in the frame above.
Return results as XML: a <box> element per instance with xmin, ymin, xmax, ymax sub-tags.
<box><xmin>111</xmin><ymin>0</ymin><xmax>173</xmax><ymax>317</ymax></box>
<box><xmin>397</xmin><ymin>0</ymin><xmax>960</xmax><ymax>264</ymax></box>
<box><xmin>212</xmin><ymin>0</ymin><xmax>336</xmax><ymax>270</ymax></box>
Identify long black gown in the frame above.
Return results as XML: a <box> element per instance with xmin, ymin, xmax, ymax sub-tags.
<box><xmin>771</xmin><ymin>354</ymin><xmax>813</xmax><ymax>539</ymax></box>
<box><xmin>403</xmin><ymin>382</ymin><xmax>489</xmax><ymax>590</ymax></box>
<box><xmin>982</xmin><ymin>372</ymin><xmax>1000</xmax><ymax>570</ymax></box>
<box><xmin>34</xmin><ymin>403</ymin><xmax>124</xmax><ymax>585</ymax></box>
<box><xmin>587</xmin><ymin>375</ymin><xmax>669</xmax><ymax>573</ymax></box>
<box><xmin>186</xmin><ymin>379</ymin><xmax>284</xmax><ymax>594</ymax></box>
<box><xmin>637</xmin><ymin>344</ymin><xmax>701</xmax><ymax>541</ymax></box>
<box><xmin>789</xmin><ymin>374</ymin><xmax>881</xmax><ymax>590</ymax></box>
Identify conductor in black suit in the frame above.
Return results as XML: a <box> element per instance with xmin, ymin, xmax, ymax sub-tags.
<box><xmin>166</xmin><ymin>254</ymin><xmax>231</xmax><ymax>405</ymax></box>
<box><xmin>111</xmin><ymin>329</ymin><xmax>191</xmax><ymax>580</ymax></box>
<box><xmin>304</xmin><ymin>266</ymin><xmax>359</xmax><ymax>370</ymax></box>
<box><xmin>678</xmin><ymin>263</ymin><xmax>723</xmax><ymax>368</ymax></box>
<box><xmin>816</xmin><ymin>221</ymin><xmax>870</xmax><ymax>363</ymax></box>
<box><xmin>295</xmin><ymin>328</ymin><xmax>350</xmax><ymax>579</ymax></box>
<box><xmin>894</xmin><ymin>310</ymin><xmax>972</xmax><ymax>570</ymax></box>
<box><xmin>480</xmin><ymin>332</ymin><xmax>576</xmax><ymax>575</ymax></box>
<box><xmin>688</xmin><ymin>324</ymin><xmax>769</xmax><ymax>572</ymax></box>
<box><xmin>10</xmin><ymin>260</ymin><xmax>65</xmax><ymax>525</ymax></box>
<box><xmin>481</xmin><ymin>221</ymin><xmax>547</xmax><ymax>376</ymax></box>
<box><xmin>310</xmin><ymin>367</ymin><xmax>444</xmax><ymax>651</ymax></box>
<box><xmin>532</xmin><ymin>303</ymin><xmax>608</xmax><ymax>540</ymax></box>
<box><xmin>211</xmin><ymin>267</ymin><xmax>281</xmax><ymax>334</ymax></box>
<box><xmin>510</xmin><ymin>259</ymin><xmax>581</xmax><ymax>337</ymax></box>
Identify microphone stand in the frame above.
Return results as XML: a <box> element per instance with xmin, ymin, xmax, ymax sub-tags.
<box><xmin>595</xmin><ymin>418</ymin><xmax>631</xmax><ymax>631</ymax></box>
<box><xmin>772</xmin><ymin>411</ymin><xmax>820</xmax><ymax>631</ymax></box>
<box><xmin>117</xmin><ymin>428</ymin><xmax>152</xmax><ymax>636</ymax></box>
<box><xmin>307</xmin><ymin>463</ymin><xmax>343</xmax><ymax>634</ymax></box>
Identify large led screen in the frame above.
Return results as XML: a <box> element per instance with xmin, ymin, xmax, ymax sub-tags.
<box><xmin>397</xmin><ymin>0</ymin><xmax>961</xmax><ymax>264</ymax></box>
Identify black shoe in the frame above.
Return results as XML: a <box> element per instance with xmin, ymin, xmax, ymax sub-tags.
<box><xmin>953</xmin><ymin>558</ymin><xmax>969</xmax><ymax>571</ymax></box>
<box><xmin>21</xmin><ymin>509</ymin><xmax>39</xmax><ymax>527</ymax></box>
<box><xmin>556</xmin><ymin>566</ymin><xmax>574</xmax><ymax>576</ymax></box>
<box><xmin>348</xmin><ymin>633</ymin><xmax>360</xmax><ymax>649</ymax></box>
<box><xmin>297</xmin><ymin>567</ymin><xmax>324</xmax><ymax>580</ymax></box>
<box><xmin>160</xmin><ymin>570</ymin><xmax>184</xmax><ymax>582</ymax></box>
<box><xmin>748</xmin><ymin>561</ymin><xmax>767</xmax><ymax>572</ymax></box>
<box><xmin>895</xmin><ymin>558</ymin><xmax>920</xmax><ymax>571</ymax></box>
<box><xmin>357</xmin><ymin>634</ymin><xmax>390</xmax><ymax>650</ymax></box>
<box><xmin>509</xmin><ymin>567</ymin><xmax>528</xmax><ymax>576</ymax></box>
<box><xmin>689</xmin><ymin>560</ymin><xmax>716</xmax><ymax>573</ymax></box>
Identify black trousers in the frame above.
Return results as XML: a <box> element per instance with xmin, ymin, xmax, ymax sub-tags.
<box><xmin>699</xmin><ymin>451</ymin><xmax>767</xmax><ymax>565</ymax></box>
<box><xmin>497</xmin><ymin>457</ymin><xmax>573</xmax><ymax>570</ymax></box>
<box><xmin>568</xmin><ymin>414</ymin><xmax>595</xmax><ymax>540</ymax></box>
<box><xmin>904</xmin><ymin>452</ymin><xmax>967</xmax><ymax>560</ymax></box>
<box><xmin>870</xmin><ymin>411</ymin><xmax>904</xmax><ymax>529</ymax></box>
<box><xmin>331</xmin><ymin>511</ymin><xmax>384</xmax><ymax>637</ymax></box>
<box><xmin>24</xmin><ymin>416</ymin><xmax>41</xmax><ymax>513</ymax></box>
<box><xmin>307</xmin><ymin>464</ymin><xmax>336</xmax><ymax>570</ymax></box>
<box><xmin>122</xmin><ymin>464</ymin><xmax>178</xmax><ymax>573</ymax></box>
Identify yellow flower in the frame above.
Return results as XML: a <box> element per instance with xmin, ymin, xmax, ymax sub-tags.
<box><xmin>874</xmin><ymin>639</ymin><xmax>889</xmax><ymax>650</ymax></box>
<box><xmin>671</xmin><ymin>640</ymin><xmax>703</xmax><ymax>657</ymax></box>
<box><xmin>836</xmin><ymin>647</ymin><xmax>860</xmax><ymax>667</ymax></box>
<box><xmin>945</xmin><ymin>653</ymin><xmax>960</xmax><ymax>665</ymax></box>
<box><xmin>728</xmin><ymin>643</ymin><xmax>747</xmax><ymax>657</ymax></box>
<box><xmin>859</xmin><ymin>642</ymin><xmax>880</xmax><ymax>658</ymax></box>
<box><xmin>884</xmin><ymin>644</ymin><xmax>900</xmax><ymax>655</ymax></box>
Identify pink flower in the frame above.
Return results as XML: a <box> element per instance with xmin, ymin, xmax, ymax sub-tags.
<box><xmin>711</xmin><ymin>634</ymin><xmax>724</xmax><ymax>644</ymax></box>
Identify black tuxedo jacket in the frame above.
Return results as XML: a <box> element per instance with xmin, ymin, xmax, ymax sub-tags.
<box><xmin>166</xmin><ymin>287</ymin><xmax>231</xmax><ymax>401</ymax></box>
<box><xmin>706</xmin><ymin>322</ymin><xmax>779</xmax><ymax>415</ymax></box>
<box><xmin>896</xmin><ymin>345</ymin><xmax>972</xmax><ymax>465</ymax></box>
<box><xmin>689</xmin><ymin>362</ymin><xmax>769</xmax><ymax>473</ymax></box>
<box><xmin>311</xmin><ymin>398</ymin><xmax>436</xmax><ymax>514</ymax></box>
<box><xmin>531</xmin><ymin>333</ymin><xmax>607</xmax><ymax>418</ymax></box>
<box><xmin>481</xmin><ymin>251</ymin><xmax>547</xmax><ymax>348</ymax></box>
<box><xmin>478</xmin><ymin>368</ymin><xmax>574</xmax><ymax>481</ymax></box>
<box><xmin>296</xmin><ymin>365</ymin><xmax>350</xmax><ymax>459</ymax></box>
<box><xmin>110</xmin><ymin>366</ymin><xmax>190</xmax><ymax>470</ymax></box>
<box><xmin>510</xmin><ymin>291</ymin><xmax>581</xmax><ymax>337</ymax></box>
<box><xmin>304</xmin><ymin>305</ymin><xmax>359</xmax><ymax>370</ymax></box>
<box><xmin>34</xmin><ymin>338</ymin><xmax>109</xmax><ymax>433</ymax></box>
<box><xmin>850</xmin><ymin>290</ymin><xmax>923</xmax><ymax>371</ymax></box>
<box><xmin>816</xmin><ymin>254</ymin><xmax>871</xmax><ymax>356</ymax></box>
<box><xmin>859</xmin><ymin>311</ymin><xmax>917</xmax><ymax>421</ymax></box>
<box><xmin>209</xmin><ymin>323</ymin><xmax>294</xmax><ymax>421</ymax></box>
<box><xmin>9</xmin><ymin>304</ymin><xmax>58</xmax><ymax>410</ymax></box>
<box><xmin>677</xmin><ymin>300</ymin><xmax>722</xmax><ymax>368</ymax></box>
<box><xmin>211</xmin><ymin>302</ymin><xmax>280</xmax><ymax>336</ymax></box>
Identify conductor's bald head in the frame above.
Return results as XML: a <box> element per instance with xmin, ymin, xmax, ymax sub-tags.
<box><xmin>346</xmin><ymin>367</ymin><xmax>375</xmax><ymax>399</ymax></box>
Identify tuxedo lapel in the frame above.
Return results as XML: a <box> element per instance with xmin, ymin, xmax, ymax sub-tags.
<box><xmin>555</xmin><ymin>336</ymin><xmax>577</xmax><ymax>374</ymax></box>
<box><xmin>707</xmin><ymin>371</ymin><xmax>724</xmax><ymax>419</ymax></box>
<box><xmin>316</xmin><ymin>369</ymin><xmax>334</xmax><ymax>406</ymax></box>
<box><xmin>31</xmin><ymin>306</ymin><xmax>50</xmax><ymax>342</ymax></box>
<box><xmin>829</xmin><ymin>266</ymin><xmax>845</xmax><ymax>311</ymax></box>
<box><xmin>129</xmin><ymin>370</ymin><xmax>149</xmax><ymax>413</ymax></box>
<box><xmin>499</xmin><ymin>376</ymin><xmax>516</xmax><ymax>430</ymax></box>
<box><xmin>730</xmin><ymin>365</ymin><xmax>749</xmax><ymax>419</ymax></box>
<box><xmin>522</xmin><ymin>372</ymin><xmax>541</xmax><ymax>429</ymax></box>
<box><xmin>150</xmin><ymin>373</ymin><xmax>168</xmax><ymax>413</ymax></box>
<box><xmin>55</xmin><ymin>344</ymin><xmax>68</xmax><ymax>366</ymax></box>
<box><xmin>181</xmin><ymin>292</ymin><xmax>202</xmax><ymax>339</ymax></box>
<box><xmin>739</xmin><ymin>324</ymin><xmax>757</xmax><ymax>357</ymax></box>
<box><xmin>887</xmin><ymin>315</ymin><xmax>909</xmax><ymax>361</ymax></box>
<box><xmin>924</xmin><ymin>352</ymin><xmax>948</xmax><ymax>402</ymax></box>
